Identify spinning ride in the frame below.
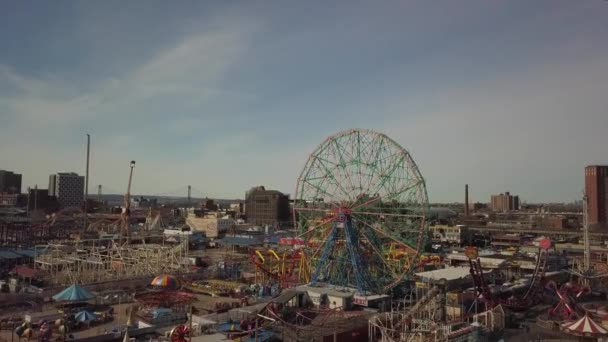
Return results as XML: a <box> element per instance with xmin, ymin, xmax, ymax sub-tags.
<box><xmin>169</xmin><ymin>324</ymin><xmax>191</xmax><ymax>342</ymax></box>
<box><xmin>546</xmin><ymin>281</ymin><xmax>590</xmax><ymax>321</ymax></box>
<box><xmin>294</xmin><ymin>129</ymin><xmax>428</xmax><ymax>293</ymax></box>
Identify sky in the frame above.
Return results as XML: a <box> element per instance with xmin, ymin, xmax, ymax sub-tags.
<box><xmin>1</xmin><ymin>0</ymin><xmax>607</xmax><ymax>203</ymax></box>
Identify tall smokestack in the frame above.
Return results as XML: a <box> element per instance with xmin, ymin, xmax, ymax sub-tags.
<box><xmin>464</xmin><ymin>184</ymin><xmax>470</xmax><ymax>217</ymax></box>
<box><xmin>84</xmin><ymin>134</ymin><xmax>90</xmax><ymax>231</ymax></box>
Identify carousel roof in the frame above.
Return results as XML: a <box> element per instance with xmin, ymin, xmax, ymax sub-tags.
<box><xmin>52</xmin><ymin>284</ymin><xmax>95</xmax><ymax>302</ymax></box>
<box><xmin>75</xmin><ymin>310</ymin><xmax>97</xmax><ymax>323</ymax></box>
<box><xmin>561</xmin><ymin>313</ymin><xmax>608</xmax><ymax>336</ymax></box>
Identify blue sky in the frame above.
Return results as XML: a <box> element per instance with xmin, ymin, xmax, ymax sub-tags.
<box><xmin>1</xmin><ymin>0</ymin><xmax>607</xmax><ymax>202</ymax></box>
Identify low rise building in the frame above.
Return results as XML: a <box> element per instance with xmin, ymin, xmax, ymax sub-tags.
<box><xmin>491</xmin><ymin>234</ymin><xmax>522</xmax><ymax>247</ymax></box>
<box><xmin>230</xmin><ymin>203</ymin><xmax>243</xmax><ymax>214</ymax></box>
<box><xmin>0</xmin><ymin>193</ymin><xmax>19</xmax><ymax>206</ymax></box>
<box><xmin>430</xmin><ymin>224</ymin><xmax>471</xmax><ymax>245</ymax></box>
<box><xmin>132</xmin><ymin>196</ymin><xmax>158</xmax><ymax>208</ymax></box>
<box><xmin>414</xmin><ymin>267</ymin><xmax>478</xmax><ymax>291</ymax></box>
<box><xmin>538</xmin><ymin>215</ymin><xmax>569</xmax><ymax>230</ymax></box>
<box><xmin>186</xmin><ymin>211</ymin><xmax>234</xmax><ymax>239</ymax></box>
<box><xmin>296</xmin><ymin>284</ymin><xmax>357</xmax><ymax>310</ymax></box>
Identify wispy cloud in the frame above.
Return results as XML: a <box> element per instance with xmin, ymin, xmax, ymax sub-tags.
<box><xmin>0</xmin><ymin>15</ymin><xmax>261</xmax><ymax>195</ymax></box>
<box><xmin>0</xmin><ymin>1</ymin><xmax>607</xmax><ymax>201</ymax></box>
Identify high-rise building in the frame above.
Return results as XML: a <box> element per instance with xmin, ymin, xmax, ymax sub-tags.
<box><xmin>490</xmin><ymin>192</ymin><xmax>520</xmax><ymax>212</ymax></box>
<box><xmin>585</xmin><ymin>165</ymin><xmax>608</xmax><ymax>227</ymax></box>
<box><xmin>49</xmin><ymin>172</ymin><xmax>85</xmax><ymax>208</ymax></box>
<box><xmin>245</xmin><ymin>186</ymin><xmax>290</xmax><ymax>227</ymax></box>
<box><xmin>0</xmin><ymin>170</ymin><xmax>22</xmax><ymax>194</ymax></box>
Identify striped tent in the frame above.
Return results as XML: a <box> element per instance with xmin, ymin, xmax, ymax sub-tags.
<box><xmin>150</xmin><ymin>275</ymin><xmax>180</xmax><ymax>290</ymax></box>
<box><xmin>561</xmin><ymin>313</ymin><xmax>608</xmax><ymax>337</ymax></box>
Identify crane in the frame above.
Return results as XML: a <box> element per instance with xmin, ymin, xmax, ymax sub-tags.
<box><xmin>120</xmin><ymin>160</ymin><xmax>136</xmax><ymax>240</ymax></box>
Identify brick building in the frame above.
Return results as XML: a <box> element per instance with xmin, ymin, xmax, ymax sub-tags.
<box><xmin>490</xmin><ymin>192</ymin><xmax>520</xmax><ymax>212</ymax></box>
<box><xmin>585</xmin><ymin>165</ymin><xmax>608</xmax><ymax>228</ymax></box>
<box><xmin>245</xmin><ymin>186</ymin><xmax>290</xmax><ymax>227</ymax></box>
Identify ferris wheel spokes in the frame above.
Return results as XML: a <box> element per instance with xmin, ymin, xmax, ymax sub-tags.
<box><xmin>294</xmin><ymin>129</ymin><xmax>429</xmax><ymax>293</ymax></box>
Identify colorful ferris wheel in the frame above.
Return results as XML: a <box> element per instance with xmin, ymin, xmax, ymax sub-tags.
<box><xmin>294</xmin><ymin>129</ymin><xmax>429</xmax><ymax>293</ymax></box>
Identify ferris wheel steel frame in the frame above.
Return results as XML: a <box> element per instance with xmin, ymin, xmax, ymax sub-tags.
<box><xmin>294</xmin><ymin>128</ymin><xmax>429</xmax><ymax>293</ymax></box>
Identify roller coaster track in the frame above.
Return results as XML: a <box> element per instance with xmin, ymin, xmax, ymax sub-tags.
<box><xmin>522</xmin><ymin>247</ymin><xmax>549</xmax><ymax>301</ymax></box>
<box><xmin>468</xmin><ymin>242</ymin><xmax>552</xmax><ymax>310</ymax></box>
<box><xmin>251</xmin><ymin>250</ymin><xmax>301</xmax><ymax>287</ymax></box>
<box><xmin>400</xmin><ymin>286</ymin><xmax>440</xmax><ymax>321</ymax></box>
<box><xmin>469</xmin><ymin>258</ymin><xmax>494</xmax><ymax>306</ymax></box>
<box><xmin>368</xmin><ymin>286</ymin><xmax>442</xmax><ymax>341</ymax></box>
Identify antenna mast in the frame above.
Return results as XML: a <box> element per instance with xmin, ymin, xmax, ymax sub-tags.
<box><xmin>84</xmin><ymin>134</ymin><xmax>90</xmax><ymax>231</ymax></box>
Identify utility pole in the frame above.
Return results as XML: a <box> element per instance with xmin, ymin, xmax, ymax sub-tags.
<box><xmin>34</xmin><ymin>184</ymin><xmax>38</xmax><ymax>213</ymax></box>
<box><xmin>26</xmin><ymin>187</ymin><xmax>30</xmax><ymax>216</ymax></box>
<box><xmin>464</xmin><ymin>184</ymin><xmax>470</xmax><ymax>217</ymax></box>
<box><xmin>187</xmin><ymin>185</ymin><xmax>191</xmax><ymax>208</ymax></box>
<box><xmin>84</xmin><ymin>134</ymin><xmax>90</xmax><ymax>231</ymax></box>
<box><xmin>98</xmin><ymin>185</ymin><xmax>102</xmax><ymax>202</ymax></box>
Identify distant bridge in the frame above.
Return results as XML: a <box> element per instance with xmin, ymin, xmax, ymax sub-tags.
<box><xmin>493</xmin><ymin>212</ymin><xmax>582</xmax><ymax>216</ymax></box>
<box><xmin>467</xmin><ymin>225</ymin><xmax>607</xmax><ymax>237</ymax></box>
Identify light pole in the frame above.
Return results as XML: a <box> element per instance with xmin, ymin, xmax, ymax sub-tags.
<box><xmin>121</xmin><ymin>161</ymin><xmax>136</xmax><ymax>240</ymax></box>
<box><xmin>84</xmin><ymin>134</ymin><xmax>90</xmax><ymax>231</ymax></box>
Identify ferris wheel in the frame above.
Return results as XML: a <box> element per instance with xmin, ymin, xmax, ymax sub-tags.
<box><xmin>294</xmin><ymin>129</ymin><xmax>429</xmax><ymax>293</ymax></box>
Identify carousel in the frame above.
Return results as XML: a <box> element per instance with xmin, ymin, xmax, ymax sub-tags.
<box><xmin>134</xmin><ymin>275</ymin><xmax>195</xmax><ymax>324</ymax></box>
<box><xmin>561</xmin><ymin>313</ymin><xmax>608</xmax><ymax>339</ymax></box>
<box><xmin>53</xmin><ymin>284</ymin><xmax>96</xmax><ymax>312</ymax></box>
<box><xmin>14</xmin><ymin>285</ymin><xmax>98</xmax><ymax>342</ymax></box>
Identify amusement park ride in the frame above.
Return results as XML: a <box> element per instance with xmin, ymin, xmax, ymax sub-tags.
<box><xmin>292</xmin><ymin>129</ymin><xmax>429</xmax><ymax>294</ymax></box>
<box><xmin>169</xmin><ymin>324</ymin><xmax>191</xmax><ymax>342</ymax></box>
<box><xmin>120</xmin><ymin>160</ymin><xmax>136</xmax><ymax>240</ymax></box>
<box><xmin>465</xmin><ymin>239</ymin><xmax>553</xmax><ymax>311</ymax></box>
<box><xmin>570</xmin><ymin>194</ymin><xmax>608</xmax><ymax>287</ymax></box>
<box><xmin>250</xmin><ymin>248</ymin><xmax>303</xmax><ymax>287</ymax></box>
<box><xmin>546</xmin><ymin>281</ymin><xmax>590</xmax><ymax>321</ymax></box>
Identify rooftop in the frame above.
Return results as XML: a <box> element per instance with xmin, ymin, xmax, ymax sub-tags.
<box><xmin>297</xmin><ymin>284</ymin><xmax>359</xmax><ymax>298</ymax></box>
<box><xmin>415</xmin><ymin>267</ymin><xmax>472</xmax><ymax>282</ymax></box>
<box><xmin>0</xmin><ymin>248</ymin><xmax>41</xmax><ymax>260</ymax></box>
<box><xmin>217</xmin><ymin>236</ymin><xmax>263</xmax><ymax>247</ymax></box>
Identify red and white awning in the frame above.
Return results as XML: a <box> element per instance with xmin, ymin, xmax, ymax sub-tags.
<box><xmin>561</xmin><ymin>314</ymin><xmax>608</xmax><ymax>337</ymax></box>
